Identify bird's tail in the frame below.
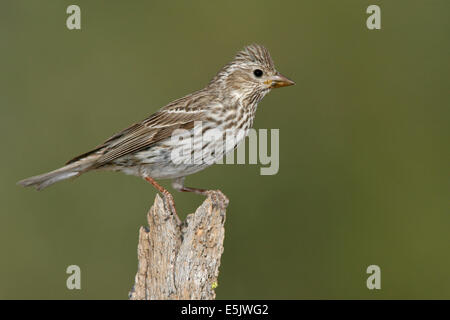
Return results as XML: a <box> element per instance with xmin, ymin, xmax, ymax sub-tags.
<box><xmin>17</xmin><ymin>157</ymin><xmax>97</xmax><ymax>191</ymax></box>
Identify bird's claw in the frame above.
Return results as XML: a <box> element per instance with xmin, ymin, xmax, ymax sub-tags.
<box><xmin>161</xmin><ymin>191</ymin><xmax>181</xmax><ymax>225</ymax></box>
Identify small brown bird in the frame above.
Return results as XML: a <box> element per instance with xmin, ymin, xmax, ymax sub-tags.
<box><xmin>18</xmin><ymin>44</ymin><xmax>294</xmax><ymax>219</ymax></box>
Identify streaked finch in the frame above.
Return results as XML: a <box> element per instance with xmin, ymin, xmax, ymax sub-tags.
<box><xmin>18</xmin><ymin>44</ymin><xmax>294</xmax><ymax>221</ymax></box>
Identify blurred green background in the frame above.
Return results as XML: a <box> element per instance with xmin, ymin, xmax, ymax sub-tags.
<box><xmin>1</xmin><ymin>0</ymin><xmax>449</xmax><ymax>299</ymax></box>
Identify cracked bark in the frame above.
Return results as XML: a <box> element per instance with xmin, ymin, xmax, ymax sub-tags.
<box><xmin>129</xmin><ymin>191</ymin><xmax>228</xmax><ymax>300</ymax></box>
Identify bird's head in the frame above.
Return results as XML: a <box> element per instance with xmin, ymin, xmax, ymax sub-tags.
<box><xmin>209</xmin><ymin>44</ymin><xmax>294</xmax><ymax>101</ymax></box>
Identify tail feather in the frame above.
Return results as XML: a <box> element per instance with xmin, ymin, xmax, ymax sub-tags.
<box><xmin>18</xmin><ymin>158</ymin><xmax>96</xmax><ymax>190</ymax></box>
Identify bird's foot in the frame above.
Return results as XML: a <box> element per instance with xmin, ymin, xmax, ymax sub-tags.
<box><xmin>171</xmin><ymin>178</ymin><xmax>229</xmax><ymax>209</ymax></box>
<box><xmin>144</xmin><ymin>176</ymin><xmax>182</xmax><ymax>225</ymax></box>
<box><xmin>161</xmin><ymin>190</ymin><xmax>181</xmax><ymax>225</ymax></box>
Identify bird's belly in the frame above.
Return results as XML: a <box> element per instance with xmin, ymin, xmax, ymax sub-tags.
<box><xmin>142</xmin><ymin>162</ymin><xmax>212</xmax><ymax>180</ymax></box>
<box><xmin>112</xmin><ymin>144</ymin><xmax>212</xmax><ymax>180</ymax></box>
<box><xmin>111</xmin><ymin>125</ymin><xmax>250</xmax><ymax>180</ymax></box>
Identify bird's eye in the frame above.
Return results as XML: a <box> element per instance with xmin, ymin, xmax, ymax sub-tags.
<box><xmin>253</xmin><ymin>69</ymin><xmax>263</xmax><ymax>78</ymax></box>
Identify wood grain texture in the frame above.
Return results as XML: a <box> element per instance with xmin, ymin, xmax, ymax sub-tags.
<box><xmin>129</xmin><ymin>191</ymin><xmax>228</xmax><ymax>300</ymax></box>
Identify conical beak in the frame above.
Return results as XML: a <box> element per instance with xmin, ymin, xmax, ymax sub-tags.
<box><xmin>270</xmin><ymin>72</ymin><xmax>295</xmax><ymax>88</ymax></box>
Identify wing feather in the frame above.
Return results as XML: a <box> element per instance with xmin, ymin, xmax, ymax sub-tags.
<box><xmin>68</xmin><ymin>109</ymin><xmax>205</xmax><ymax>167</ymax></box>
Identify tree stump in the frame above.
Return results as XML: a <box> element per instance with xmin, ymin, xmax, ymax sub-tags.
<box><xmin>129</xmin><ymin>191</ymin><xmax>229</xmax><ymax>300</ymax></box>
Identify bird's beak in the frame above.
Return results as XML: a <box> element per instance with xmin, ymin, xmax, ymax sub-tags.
<box><xmin>267</xmin><ymin>72</ymin><xmax>295</xmax><ymax>88</ymax></box>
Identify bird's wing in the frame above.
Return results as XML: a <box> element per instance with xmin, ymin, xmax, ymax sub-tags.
<box><xmin>66</xmin><ymin>108</ymin><xmax>205</xmax><ymax>166</ymax></box>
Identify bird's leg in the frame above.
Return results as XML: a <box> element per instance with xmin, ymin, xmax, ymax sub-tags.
<box><xmin>172</xmin><ymin>177</ymin><xmax>229</xmax><ymax>207</ymax></box>
<box><xmin>172</xmin><ymin>177</ymin><xmax>207</xmax><ymax>195</ymax></box>
<box><xmin>144</xmin><ymin>176</ymin><xmax>181</xmax><ymax>224</ymax></box>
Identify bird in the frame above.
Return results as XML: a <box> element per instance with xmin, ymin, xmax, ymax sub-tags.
<box><xmin>18</xmin><ymin>44</ymin><xmax>294</xmax><ymax>221</ymax></box>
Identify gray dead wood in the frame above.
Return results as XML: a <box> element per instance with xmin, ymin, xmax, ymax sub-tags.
<box><xmin>129</xmin><ymin>191</ymin><xmax>228</xmax><ymax>300</ymax></box>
